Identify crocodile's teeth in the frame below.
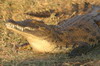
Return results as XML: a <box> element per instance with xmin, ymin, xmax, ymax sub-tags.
<box><xmin>6</xmin><ymin>23</ymin><xmax>24</xmax><ymax>31</ymax></box>
<box><xmin>21</xmin><ymin>27</ymin><xmax>23</xmax><ymax>31</ymax></box>
<box><xmin>21</xmin><ymin>28</ymin><xmax>23</xmax><ymax>31</ymax></box>
<box><xmin>24</xmin><ymin>27</ymin><xmax>35</xmax><ymax>31</ymax></box>
<box><xmin>16</xmin><ymin>25</ymin><xmax>22</xmax><ymax>31</ymax></box>
<box><xmin>16</xmin><ymin>25</ymin><xmax>18</xmax><ymax>28</ymax></box>
<box><xmin>12</xmin><ymin>25</ymin><xmax>14</xmax><ymax>28</ymax></box>
<box><xmin>6</xmin><ymin>23</ymin><xmax>12</xmax><ymax>28</ymax></box>
<box><xmin>5</xmin><ymin>24</ymin><xmax>8</xmax><ymax>27</ymax></box>
<box><xmin>24</xmin><ymin>27</ymin><xmax>31</xmax><ymax>30</ymax></box>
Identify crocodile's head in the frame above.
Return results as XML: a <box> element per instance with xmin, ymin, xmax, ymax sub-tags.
<box><xmin>5</xmin><ymin>19</ymin><xmax>62</xmax><ymax>53</ymax></box>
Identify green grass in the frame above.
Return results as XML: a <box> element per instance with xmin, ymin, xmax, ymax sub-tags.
<box><xmin>0</xmin><ymin>0</ymin><xmax>100</xmax><ymax>66</ymax></box>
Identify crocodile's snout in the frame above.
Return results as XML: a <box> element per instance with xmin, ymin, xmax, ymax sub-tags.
<box><xmin>5</xmin><ymin>19</ymin><xmax>37</xmax><ymax>32</ymax></box>
<box><xmin>6</xmin><ymin>20</ymin><xmax>25</xmax><ymax>31</ymax></box>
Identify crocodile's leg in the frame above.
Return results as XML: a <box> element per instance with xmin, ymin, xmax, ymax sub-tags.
<box><xmin>68</xmin><ymin>43</ymin><xmax>99</xmax><ymax>58</ymax></box>
<box><xmin>68</xmin><ymin>44</ymin><xmax>92</xmax><ymax>58</ymax></box>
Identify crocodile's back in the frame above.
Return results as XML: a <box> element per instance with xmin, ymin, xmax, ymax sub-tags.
<box><xmin>53</xmin><ymin>8</ymin><xmax>100</xmax><ymax>56</ymax></box>
<box><xmin>57</xmin><ymin>8</ymin><xmax>100</xmax><ymax>48</ymax></box>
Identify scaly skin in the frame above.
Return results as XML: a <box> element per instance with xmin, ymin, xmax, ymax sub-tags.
<box><xmin>6</xmin><ymin>6</ymin><xmax>100</xmax><ymax>57</ymax></box>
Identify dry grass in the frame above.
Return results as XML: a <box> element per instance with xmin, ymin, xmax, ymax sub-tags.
<box><xmin>0</xmin><ymin>0</ymin><xmax>100</xmax><ymax>66</ymax></box>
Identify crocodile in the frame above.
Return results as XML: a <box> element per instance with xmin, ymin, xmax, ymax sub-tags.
<box><xmin>5</xmin><ymin>6</ymin><xmax>100</xmax><ymax>56</ymax></box>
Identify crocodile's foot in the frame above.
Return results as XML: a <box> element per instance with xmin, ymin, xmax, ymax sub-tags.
<box><xmin>68</xmin><ymin>45</ymin><xmax>92</xmax><ymax>58</ymax></box>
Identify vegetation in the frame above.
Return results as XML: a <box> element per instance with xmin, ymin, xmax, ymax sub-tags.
<box><xmin>0</xmin><ymin>0</ymin><xmax>100</xmax><ymax>66</ymax></box>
